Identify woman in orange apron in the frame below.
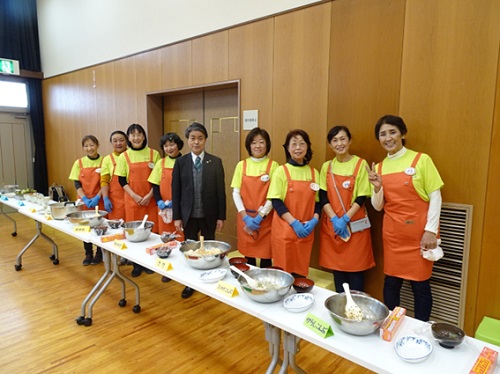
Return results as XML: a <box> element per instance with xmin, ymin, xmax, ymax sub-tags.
<box><xmin>68</xmin><ymin>135</ymin><xmax>105</xmax><ymax>265</ymax></box>
<box><xmin>115</xmin><ymin>124</ymin><xmax>161</xmax><ymax>277</ymax></box>
<box><xmin>367</xmin><ymin>115</ymin><xmax>444</xmax><ymax>321</ymax></box>
<box><xmin>231</xmin><ymin>128</ymin><xmax>278</xmax><ymax>267</ymax></box>
<box><xmin>319</xmin><ymin>126</ymin><xmax>375</xmax><ymax>292</ymax></box>
<box><xmin>267</xmin><ymin>130</ymin><xmax>320</xmax><ymax>277</ymax></box>
<box><xmin>101</xmin><ymin>130</ymin><xmax>127</xmax><ymax>220</ymax></box>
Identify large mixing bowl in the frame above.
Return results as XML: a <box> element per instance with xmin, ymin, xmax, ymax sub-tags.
<box><xmin>66</xmin><ymin>210</ymin><xmax>108</xmax><ymax>227</ymax></box>
<box><xmin>122</xmin><ymin>220</ymin><xmax>155</xmax><ymax>242</ymax></box>
<box><xmin>49</xmin><ymin>201</ymin><xmax>84</xmax><ymax>220</ymax></box>
<box><xmin>237</xmin><ymin>268</ymin><xmax>294</xmax><ymax>303</ymax></box>
<box><xmin>324</xmin><ymin>293</ymin><xmax>389</xmax><ymax>336</ymax></box>
<box><xmin>179</xmin><ymin>240</ymin><xmax>231</xmax><ymax>269</ymax></box>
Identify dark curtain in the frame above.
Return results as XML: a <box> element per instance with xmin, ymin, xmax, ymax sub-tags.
<box><xmin>0</xmin><ymin>0</ymin><xmax>48</xmax><ymax>194</ymax></box>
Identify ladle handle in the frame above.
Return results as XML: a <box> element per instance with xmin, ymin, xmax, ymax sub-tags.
<box><xmin>343</xmin><ymin>282</ymin><xmax>354</xmax><ymax>302</ymax></box>
<box><xmin>230</xmin><ymin>265</ymin><xmax>256</xmax><ymax>287</ymax></box>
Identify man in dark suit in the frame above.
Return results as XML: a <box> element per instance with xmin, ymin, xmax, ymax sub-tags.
<box><xmin>172</xmin><ymin>122</ymin><xmax>226</xmax><ymax>298</ymax></box>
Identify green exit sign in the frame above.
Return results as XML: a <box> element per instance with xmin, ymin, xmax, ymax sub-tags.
<box><xmin>0</xmin><ymin>58</ymin><xmax>20</xmax><ymax>75</ymax></box>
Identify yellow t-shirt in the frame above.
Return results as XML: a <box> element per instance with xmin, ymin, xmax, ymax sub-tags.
<box><xmin>267</xmin><ymin>163</ymin><xmax>320</xmax><ymax>202</ymax></box>
<box><xmin>100</xmin><ymin>152</ymin><xmax>122</xmax><ymax>178</ymax></box>
<box><xmin>375</xmin><ymin>149</ymin><xmax>444</xmax><ymax>201</ymax></box>
<box><xmin>230</xmin><ymin>157</ymin><xmax>279</xmax><ymax>189</ymax></box>
<box><xmin>148</xmin><ymin>156</ymin><xmax>177</xmax><ymax>185</ymax></box>
<box><xmin>319</xmin><ymin>156</ymin><xmax>371</xmax><ymax>204</ymax></box>
<box><xmin>114</xmin><ymin>147</ymin><xmax>161</xmax><ymax>182</ymax></box>
<box><xmin>68</xmin><ymin>156</ymin><xmax>103</xmax><ymax>181</ymax></box>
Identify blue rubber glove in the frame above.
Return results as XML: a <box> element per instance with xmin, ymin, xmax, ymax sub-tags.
<box><xmin>334</xmin><ymin>214</ymin><xmax>350</xmax><ymax>234</ymax></box>
<box><xmin>303</xmin><ymin>217</ymin><xmax>319</xmax><ymax>236</ymax></box>
<box><xmin>165</xmin><ymin>200</ymin><xmax>173</xmax><ymax>208</ymax></box>
<box><xmin>243</xmin><ymin>215</ymin><xmax>260</xmax><ymax>231</ymax></box>
<box><xmin>253</xmin><ymin>214</ymin><xmax>264</xmax><ymax>226</ymax></box>
<box><xmin>338</xmin><ymin>226</ymin><xmax>351</xmax><ymax>240</ymax></box>
<box><xmin>103</xmin><ymin>196</ymin><xmax>113</xmax><ymax>212</ymax></box>
<box><xmin>157</xmin><ymin>200</ymin><xmax>167</xmax><ymax>210</ymax></box>
<box><xmin>290</xmin><ymin>219</ymin><xmax>308</xmax><ymax>238</ymax></box>
<box><xmin>81</xmin><ymin>196</ymin><xmax>92</xmax><ymax>208</ymax></box>
<box><xmin>90</xmin><ymin>195</ymin><xmax>101</xmax><ymax>208</ymax></box>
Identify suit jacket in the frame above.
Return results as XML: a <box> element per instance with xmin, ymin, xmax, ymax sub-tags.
<box><xmin>172</xmin><ymin>152</ymin><xmax>226</xmax><ymax>229</ymax></box>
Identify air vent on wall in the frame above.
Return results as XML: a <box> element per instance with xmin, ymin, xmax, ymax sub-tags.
<box><xmin>400</xmin><ymin>202</ymin><xmax>473</xmax><ymax>327</ymax></box>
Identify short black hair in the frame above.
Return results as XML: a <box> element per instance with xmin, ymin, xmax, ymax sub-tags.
<box><xmin>327</xmin><ymin>126</ymin><xmax>351</xmax><ymax>142</ymax></box>
<box><xmin>81</xmin><ymin>135</ymin><xmax>99</xmax><ymax>147</ymax></box>
<box><xmin>185</xmin><ymin>122</ymin><xmax>208</xmax><ymax>139</ymax></box>
<box><xmin>160</xmin><ymin>132</ymin><xmax>184</xmax><ymax>150</ymax></box>
<box><xmin>109</xmin><ymin>130</ymin><xmax>127</xmax><ymax>142</ymax></box>
<box><xmin>245</xmin><ymin>127</ymin><xmax>271</xmax><ymax>156</ymax></box>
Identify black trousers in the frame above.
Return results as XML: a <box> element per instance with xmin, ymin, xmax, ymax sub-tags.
<box><xmin>383</xmin><ymin>275</ymin><xmax>432</xmax><ymax>321</ymax></box>
<box><xmin>332</xmin><ymin>270</ymin><xmax>365</xmax><ymax>293</ymax></box>
<box><xmin>184</xmin><ymin>217</ymin><xmax>216</xmax><ymax>241</ymax></box>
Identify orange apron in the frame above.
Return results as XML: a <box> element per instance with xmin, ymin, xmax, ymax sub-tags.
<box><xmin>158</xmin><ymin>158</ymin><xmax>184</xmax><ymax>241</ymax></box>
<box><xmin>124</xmin><ymin>149</ymin><xmax>159</xmax><ymax>233</ymax></box>
<box><xmin>107</xmin><ymin>153</ymin><xmax>125</xmax><ymax>220</ymax></box>
<box><xmin>319</xmin><ymin>159</ymin><xmax>375</xmax><ymax>271</ymax></box>
<box><xmin>271</xmin><ymin>165</ymin><xmax>316</xmax><ymax>276</ymax></box>
<box><xmin>378</xmin><ymin>153</ymin><xmax>433</xmax><ymax>281</ymax></box>
<box><xmin>237</xmin><ymin>159</ymin><xmax>273</xmax><ymax>259</ymax></box>
<box><xmin>78</xmin><ymin>158</ymin><xmax>104</xmax><ymax>211</ymax></box>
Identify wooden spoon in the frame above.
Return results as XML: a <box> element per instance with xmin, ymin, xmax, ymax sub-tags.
<box><xmin>343</xmin><ymin>282</ymin><xmax>363</xmax><ymax>321</ymax></box>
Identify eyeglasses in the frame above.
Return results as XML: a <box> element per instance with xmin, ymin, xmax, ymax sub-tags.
<box><xmin>289</xmin><ymin>142</ymin><xmax>307</xmax><ymax>149</ymax></box>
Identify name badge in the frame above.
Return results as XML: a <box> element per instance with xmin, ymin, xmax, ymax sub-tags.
<box><xmin>260</xmin><ymin>174</ymin><xmax>270</xmax><ymax>182</ymax></box>
<box><xmin>405</xmin><ymin>167</ymin><xmax>416</xmax><ymax>176</ymax></box>
<box><xmin>310</xmin><ymin>183</ymin><xmax>319</xmax><ymax>192</ymax></box>
<box><xmin>342</xmin><ymin>181</ymin><xmax>351</xmax><ymax>189</ymax></box>
<box><xmin>95</xmin><ymin>168</ymin><xmax>101</xmax><ymax>174</ymax></box>
<box><xmin>148</xmin><ymin>162</ymin><xmax>155</xmax><ymax>169</ymax></box>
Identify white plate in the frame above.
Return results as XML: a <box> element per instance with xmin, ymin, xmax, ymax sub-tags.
<box><xmin>283</xmin><ymin>293</ymin><xmax>314</xmax><ymax>313</ymax></box>
<box><xmin>394</xmin><ymin>335</ymin><xmax>433</xmax><ymax>363</ymax></box>
<box><xmin>200</xmin><ymin>269</ymin><xmax>227</xmax><ymax>283</ymax></box>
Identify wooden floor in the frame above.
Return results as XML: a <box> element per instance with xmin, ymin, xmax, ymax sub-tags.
<box><xmin>0</xmin><ymin>212</ymin><xmax>373</xmax><ymax>373</ymax></box>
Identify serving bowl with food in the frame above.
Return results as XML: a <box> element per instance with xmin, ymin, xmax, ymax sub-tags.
<box><xmin>179</xmin><ymin>239</ymin><xmax>231</xmax><ymax>270</ymax></box>
<box><xmin>122</xmin><ymin>220</ymin><xmax>155</xmax><ymax>242</ymax></box>
<box><xmin>66</xmin><ymin>210</ymin><xmax>108</xmax><ymax>227</ymax></box>
<box><xmin>49</xmin><ymin>201</ymin><xmax>84</xmax><ymax>220</ymax></box>
<box><xmin>236</xmin><ymin>268</ymin><xmax>294</xmax><ymax>303</ymax></box>
<box><xmin>324</xmin><ymin>293</ymin><xmax>389</xmax><ymax>336</ymax></box>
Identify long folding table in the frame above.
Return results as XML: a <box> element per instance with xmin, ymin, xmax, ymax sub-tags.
<box><xmin>8</xmin><ymin>197</ymin><xmax>500</xmax><ymax>374</ymax></box>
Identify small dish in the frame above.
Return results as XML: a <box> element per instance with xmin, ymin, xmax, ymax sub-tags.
<box><xmin>431</xmin><ymin>322</ymin><xmax>465</xmax><ymax>349</ymax></box>
<box><xmin>93</xmin><ymin>225</ymin><xmax>108</xmax><ymax>236</ymax></box>
<box><xmin>394</xmin><ymin>335</ymin><xmax>433</xmax><ymax>363</ymax></box>
<box><xmin>200</xmin><ymin>269</ymin><xmax>227</xmax><ymax>283</ymax></box>
<box><xmin>283</xmin><ymin>293</ymin><xmax>314</xmax><ymax>313</ymax></box>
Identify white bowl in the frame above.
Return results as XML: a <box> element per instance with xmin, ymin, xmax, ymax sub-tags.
<box><xmin>283</xmin><ymin>293</ymin><xmax>314</xmax><ymax>313</ymax></box>
<box><xmin>394</xmin><ymin>335</ymin><xmax>433</xmax><ymax>363</ymax></box>
<box><xmin>200</xmin><ymin>269</ymin><xmax>227</xmax><ymax>283</ymax></box>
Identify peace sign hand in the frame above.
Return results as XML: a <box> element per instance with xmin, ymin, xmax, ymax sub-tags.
<box><xmin>365</xmin><ymin>162</ymin><xmax>382</xmax><ymax>191</ymax></box>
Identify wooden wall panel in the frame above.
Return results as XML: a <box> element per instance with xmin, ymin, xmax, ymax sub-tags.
<box><xmin>399</xmin><ymin>0</ymin><xmax>500</xmax><ymax>333</ymax></box>
<box><xmin>192</xmin><ymin>31</ymin><xmax>229</xmax><ymax>86</ymax></box>
<box><xmin>93</xmin><ymin>62</ymin><xmax>117</xmax><ymax>159</ymax></box>
<box><xmin>161</xmin><ymin>41</ymin><xmax>193</xmax><ymax>90</ymax></box>
<box><xmin>135</xmin><ymin>49</ymin><xmax>163</xmax><ymax>128</ymax></box>
<box><xmin>113</xmin><ymin>57</ymin><xmax>138</xmax><ymax>130</ymax></box>
<box><xmin>229</xmin><ymin>19</ymin><xmax>274</xmax><ymax>159</ymax></box>
<box><xmin>272</xmin><ymin>3</ymin><xmax>331</xmax><ymax>168</ymax></box>
<box><xmin>477</xmin><ymin>41</ymin><xmax>500</xmax><ymax>328</ymax></box>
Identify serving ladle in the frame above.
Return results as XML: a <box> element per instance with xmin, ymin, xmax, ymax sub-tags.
<box><xmin>343</xmin><ymin>282</ymin><xmax>363</xmax><ymax>321</ymax></box>
<box><xmin>230</xmin><ymin>265</ymin><xmax>261</xmax><ymax>289</ymax></box>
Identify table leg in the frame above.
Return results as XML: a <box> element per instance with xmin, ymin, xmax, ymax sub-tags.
<box><xmin>0</xmin><ymin>203</ymin><xmax>17</xmax><ymax>236</ymax></box>
<box><xmin>109</xmin><ymin>253</ymin><xmax>141</xmax><ymax>313</ymax></box>
<box><xmin>264</xmin><ymin>322</ymin><xmax>282</xmax><ymax>374</ymax></box>
<box><xmin>278</xmin><ymin>331</ymin><xmax>306</xmax><ymax>374</ymax></box>
<box><xmin>15</xmin><ymin>221</ymin><xmax>59</xmax><ymax>271</ymax></box>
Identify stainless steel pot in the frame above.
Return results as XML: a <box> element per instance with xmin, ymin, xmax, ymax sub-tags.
<box><xmin>49</xmin><ymin>201</ymin><xmax>84</xmax><ymax>220</ymax></box>
<box><xmin>179</xmin><ymin>240</ymin><xmax>231</xmax><ymax>269</ymax></box>
<box><xmin>66</xmin><ymin>210</ymin><xmax>108</xmax><ymax>227</ymax></box>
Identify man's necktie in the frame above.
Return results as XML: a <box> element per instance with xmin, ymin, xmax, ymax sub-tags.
<box><xmin>195</xmin><ymin>156</ymin><xmax>201</xmax><ymax>171</ymax></box>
